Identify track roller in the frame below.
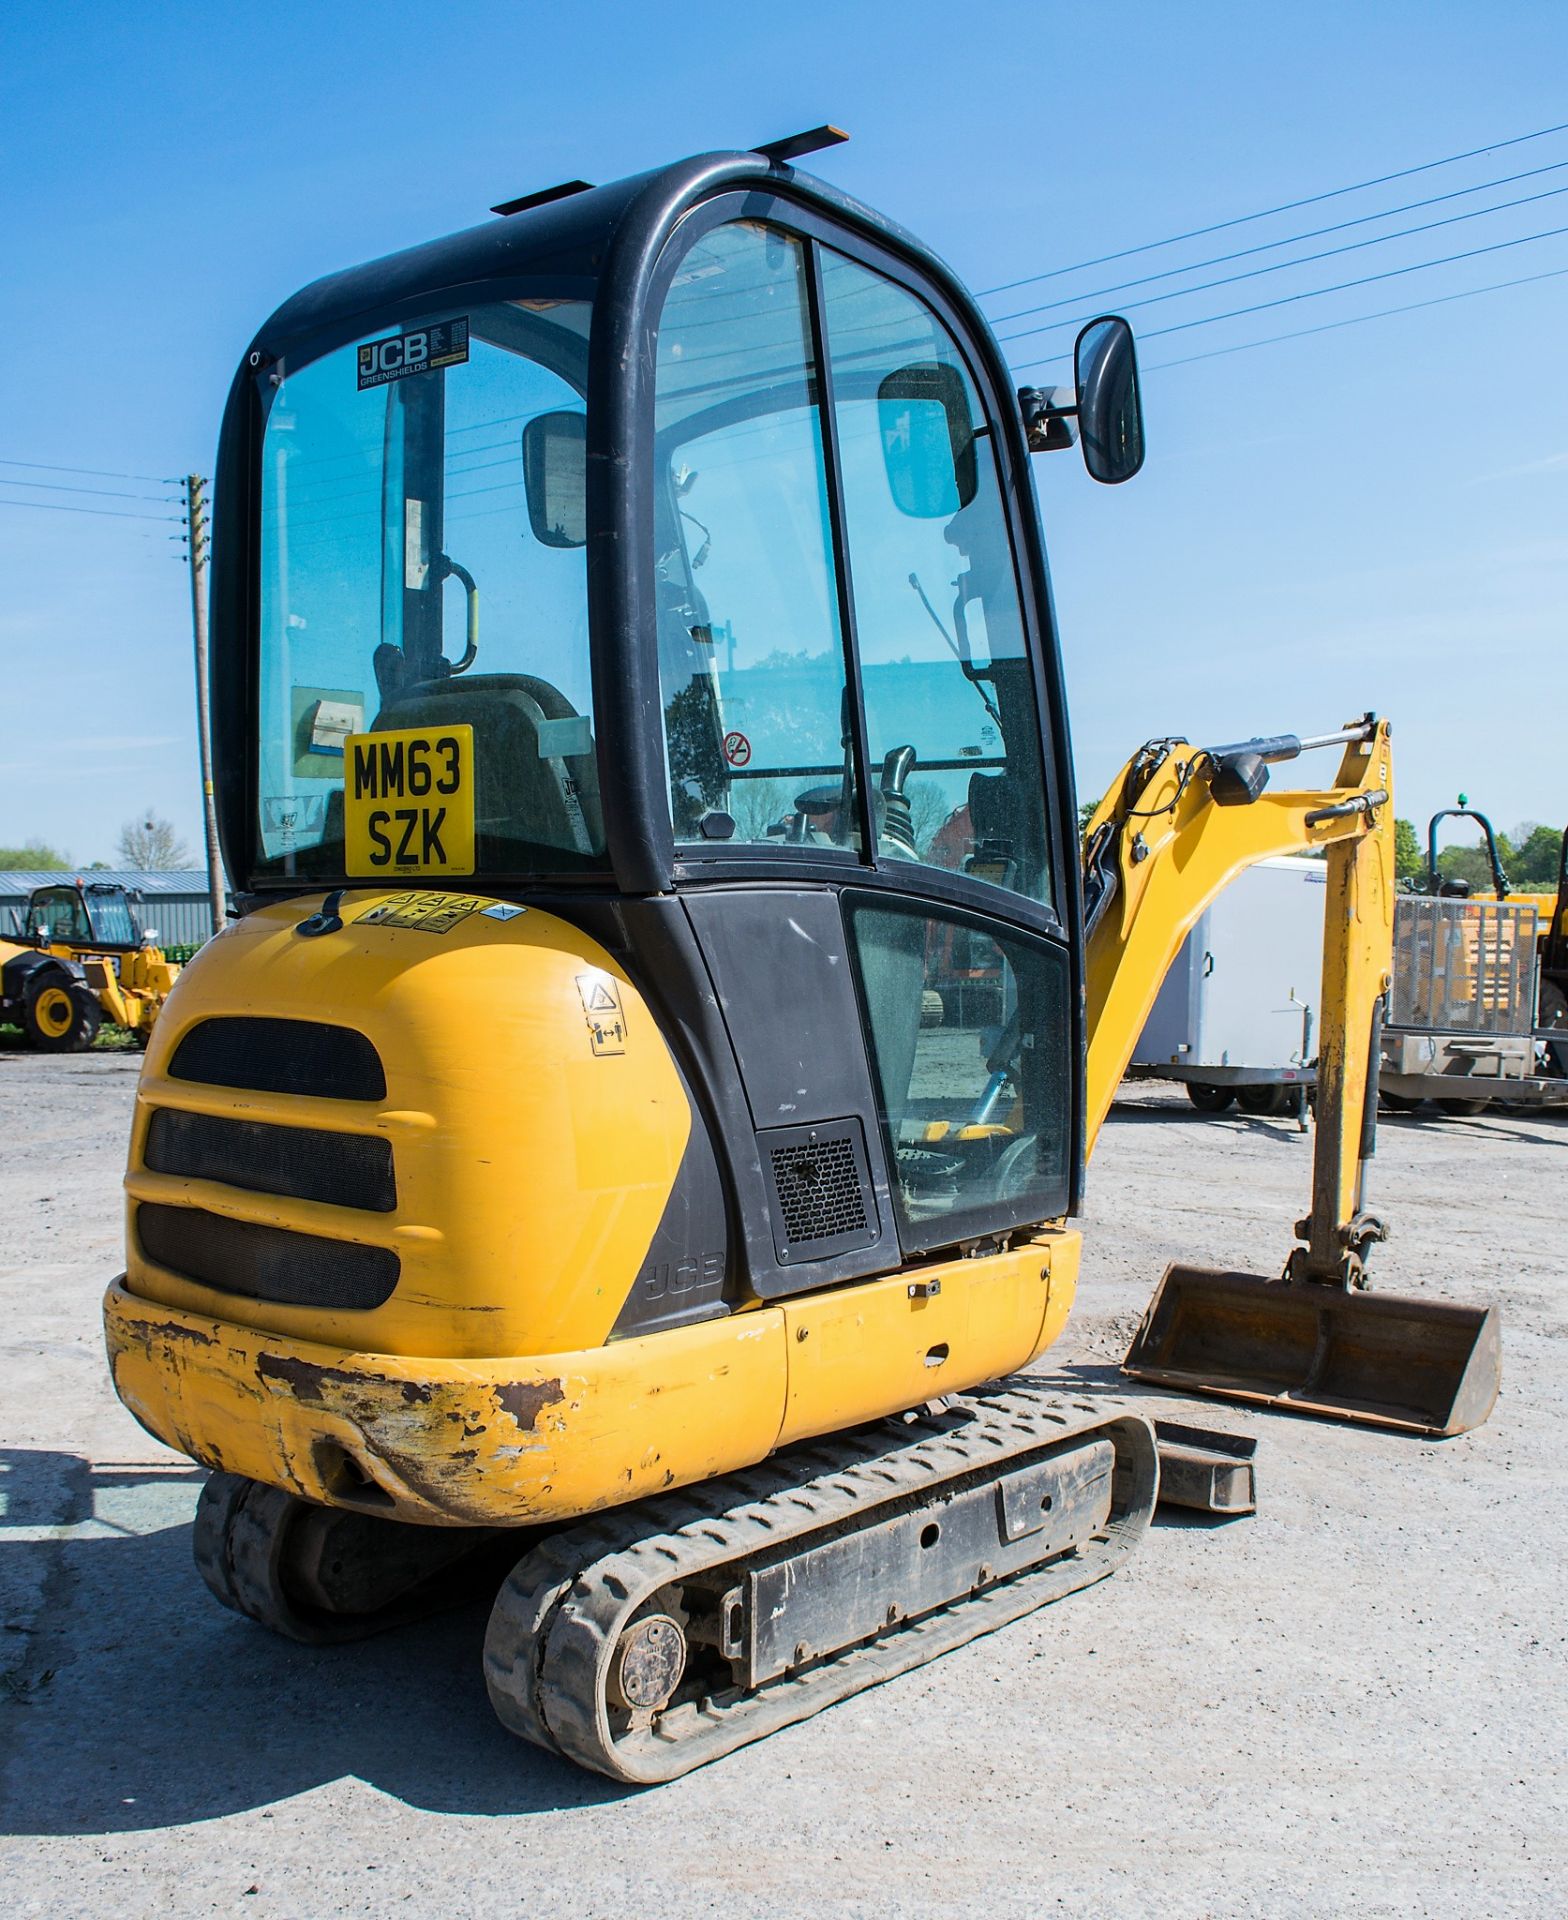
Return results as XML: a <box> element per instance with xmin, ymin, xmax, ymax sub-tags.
<box><xmin>192</xmin><ymin>1470</ymin><xmax>506</xmax><ymax>1644</ymax></box>
<box><xmin>484</xmin><ymin>1388</ymin><xmax>1156</xmax><ymax>1782</ymax></box>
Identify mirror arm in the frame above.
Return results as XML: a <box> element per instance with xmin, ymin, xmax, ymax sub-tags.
<box><xmin>1017</xmin><ymin>385</ymin><xmax>1079</xmax><ymax>454</ymax></box>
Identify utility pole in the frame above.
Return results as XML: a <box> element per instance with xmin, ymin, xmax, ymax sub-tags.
<box><xmin>185</xmin><ymin>475</ymin><xmax>225</xmax><ymax>938</ymax></box>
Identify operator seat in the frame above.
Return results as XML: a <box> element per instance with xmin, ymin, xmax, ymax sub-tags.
<box><xmin>965</xmin><ymin>770</ymin><xmax>1020</xmax><ymax>893</ymax></box>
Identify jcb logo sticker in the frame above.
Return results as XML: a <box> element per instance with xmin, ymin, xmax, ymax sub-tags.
<box><xmin>357</xmin><ymin>318</ymin><xmax>470</xmax><ymax>389</ymax></box>
<box><xmin>344</xmin><ymin>725</ymin><xmax>476</xmax><ymax>878</ymax></box>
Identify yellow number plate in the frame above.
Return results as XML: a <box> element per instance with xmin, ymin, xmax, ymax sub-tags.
<box><xmin>344</xmin><ymin>725</ymin><xmax>476</xmax><ymax>878</ymax></box>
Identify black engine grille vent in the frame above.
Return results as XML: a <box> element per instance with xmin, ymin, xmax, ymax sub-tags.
<box><xmin>758</xmin><ymin>1119</ymin><xmax>879</xmax><ymax>1265</ymax></box>
<box><xmin>774</xmin><ymin>1136</ymin><xmax>865</xmax><ymax>1240</ymax></box>
<box><xmin>145</xmin><ymin>1108</ymin><xmax>395</xmax><ymax>1213</ymax></box>
<box><xmin>137</xmin><ymin>1203</ymin><xmax>400</xmax><ymax>1311</ymax></box>
<box><xmin>168</xmin><ymin>1018</ymin><xmax>386</xmax><ymax>1102</ymax></box>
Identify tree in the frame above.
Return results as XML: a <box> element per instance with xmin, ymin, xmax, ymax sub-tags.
<box><xmin>0</xmin><ymin>841</ymin><xmax>70</xmax><ymax>869</ymax></box>
<box><xmin>1506</xmin><ymin>823</ymin><xmax>1564</xmax><ymax>890</ymax></box>
<box><xmin>728</xmin><ymin>776</ymin><xmax>793</xmax><ymax>842</ymax></box>
<box><xmin>1393</xmin><ymin>817</ymin><xmax>1424</xmax><ymax>886</ymax></box>
<box><xmin>1435</xmin><ymin>840</ymin><xmax>1505</xmax><ymax>893</ymax></box>
<box><xmin>1078</xmin><ymin>796</ymin><xmax>1100</xmax><ymax>840</ymax></box>
<box><xmin>906</xmin><ymin>779</ymin><xmax>955</xmax><ymax>858</ymax></box>
<box><xmin>116</xmin><ymin>812</ymin><xmax>191</xmax><ymax>870</ymax></box>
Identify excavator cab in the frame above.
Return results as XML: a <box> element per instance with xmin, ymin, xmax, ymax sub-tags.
<box><xmin>196</xmin><ymin>152</ymin><xmax>1142</xmax><ymax>1291</ymax></box>
<box><xmin>103</xmin><ymin>137</ymin><xmax>1494</xmax><ymax>1782</ymax></box>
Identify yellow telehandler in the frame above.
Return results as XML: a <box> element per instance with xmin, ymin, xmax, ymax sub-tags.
<box><xmin>102</xmin><ymin>131</ymin><xmax>1499</xmax><ymax>1782</ymax></box>
<box><xmin>25</xmin><ymin>878</ymin><xmax>181</xmax><ymax>1045</ymax></box>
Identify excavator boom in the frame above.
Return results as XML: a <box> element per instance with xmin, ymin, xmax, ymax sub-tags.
<box><xmin>1090</xmin><ymin>717</ymin><xmax>1499</xmax><ymax>1433</ymax></box>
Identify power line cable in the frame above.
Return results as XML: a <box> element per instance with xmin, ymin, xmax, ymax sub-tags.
<box><xmin>0</xmin><ymin>475</ymin><xmax>182</xmax><ymax>503</ymax></box>
<box><xmin>0</xmin><ymin>455</ymin><xmax>176</xmax><ymax>486</ymax></box>
<box><xmin>1142</xmin><ymin>220</ymin><xmax>1568</xmax><ymax>342</ymax></box>
<box><xmin>990</xmin><ymin>156</ymin><xmax>1568</xmax><ymax>326</ymax></box>
<box><xmin>1008</xmin><ymin>219</ymin><xmax>1568</xmax><ymax>371</ymax></box>
<box><xmin>1143</xmin><ymin>261</ymin><xmax>1568</xmax><ymax>371</ymax></box>
<box><xmin>978</xmin><ymin>116</ymin><xmax>1568</xmax><ymax>298</ymax></box>
<box><xmin>998</xmin><ymin>179</ymin><xmax>1568</xmax><ymax>345</ymax></box>
<box><xmin>0</xmin><ymin>495</ymin><xmax>184</xmax><ymax>524</ymax></box>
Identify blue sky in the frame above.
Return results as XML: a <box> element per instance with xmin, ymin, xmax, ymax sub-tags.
<box><xmin>2</xmin><ymin>0</ymin><xmax>1564</xmax><ymax>863</ymax></box>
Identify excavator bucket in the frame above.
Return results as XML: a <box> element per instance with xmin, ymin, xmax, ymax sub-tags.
<box><xmin>1123</xmin><ymin>1266</ymin><xmax>1501</xmax><ymax>1437</ymax></box>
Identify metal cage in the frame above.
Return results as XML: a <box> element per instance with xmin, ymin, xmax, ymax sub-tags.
<box><xmin>1389</xmin><ymin>897</ymin><xmax>1538</xmax><ymax>1037</ymax></box>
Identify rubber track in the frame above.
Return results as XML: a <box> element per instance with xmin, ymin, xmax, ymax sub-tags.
<box><xmin>191</xmin><ymin>1470</ymin><xmax>251</xmax><ymax>1616</ymax></box>
<box><xmin>192</xmin><ymin>1472</ymin><xmax>499</xmax><ymax>1646</ymax></box>
<box><xmin>193</xmin><ymin>1473</ymin><xmax>381</xmax><ymax>1644</ymax></box>
<box><xmin>484</xmin><ymin>1389</ymin><xmax>1157</xmax><ymax>1783</ymax></box>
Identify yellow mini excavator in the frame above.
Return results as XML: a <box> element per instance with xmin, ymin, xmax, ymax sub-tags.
<box><xmin>102</xmin><ymin>131</ymin><xmax>1500</xmax><ymax>1782</ymax></box>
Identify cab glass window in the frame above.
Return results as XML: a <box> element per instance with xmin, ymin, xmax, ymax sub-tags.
<box><xmin>85</xmin><ymin>889</ymin><xmax>137</xmax><ymax>945</ymax></box>
<box><xmin>252</xmin><ymin>300</ymin><xmax>601</xmax><ymax>881</ymax></box>
<box><xmin>821</xmin><ymin>252</ymin><xmax>1053</xmax><ymax>910</ymax></box>
<box><xmin>653</xmin><ymin>223</ymin><xmax>859</xmax><ymax>848</ymax></box>
<box><xmin>32</xmin><ymin>889</ymin><xmax>90</xmax><ymax>943</ymax></box>
<box><xmin>847</xmin><ymin>896</ymin><xmax>1071</xmax><ymax>1249</ymax></box>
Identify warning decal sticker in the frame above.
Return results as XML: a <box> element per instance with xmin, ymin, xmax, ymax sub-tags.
<box><xmin>722</xmin><ymin>731</ymin><xmax>751</xmax><ymax>767</ymax></box>
<box><xmin>575</xmin><ymin>971</ymin><xmax>627</xmax><ymax>1056</ymax></box>
<box><xmin>357</xmin><ymin>318</ymin><xmax>470</xmax><ymax>389</ymax></box>
<box><xmin>356</xmin><ymin>892</ymin><xmax>480</xmax><ymax>935</ymax></box>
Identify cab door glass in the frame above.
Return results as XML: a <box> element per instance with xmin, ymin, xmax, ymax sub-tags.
<box><xmin>33</xmin><ymin>889</ymin><xmax>90</xmax><ymax>943</ymax></box>
<box><xmin>820</xmin><ymin>252</ymin><xmax>1053</xmax><ymax>910</ymax></box>
<box><xmin>654</xmin><ymin>222</ymin><xmax>859</xmax><ymax>847</ymax></box>
<box><xmin>846</xmin><ymin>895</ymin><xmax>1071</xmax><ymax>1249</ymax></box>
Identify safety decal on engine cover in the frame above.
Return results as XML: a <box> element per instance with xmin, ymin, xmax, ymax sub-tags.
<box><xmin>575</xmin><ymin>971</ymin><xmax>627</xmax><ymax>1056</ymax></box>
<box><xmin>354</xmin><ymin>892</ymin><xmax>480</xmax><ymax>935</ymax></box>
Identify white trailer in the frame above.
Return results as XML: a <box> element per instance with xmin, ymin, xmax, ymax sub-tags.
<box><xmin>1129</xmin><ymin>854</ymin><xmax>1326</xmax><ymax>1115</ymax></box>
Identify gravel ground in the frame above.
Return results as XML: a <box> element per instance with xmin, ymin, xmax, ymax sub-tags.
<box><xmin>0</xmin><ymin>1044</ymin><xmax>1562</xmax><ymax>1918</ymax></box>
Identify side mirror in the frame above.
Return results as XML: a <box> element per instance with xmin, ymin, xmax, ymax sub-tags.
<box><xmin>1074</xmin><ymin>316</ymin><xmax>1145</xmax><ymax>485</ymax></box>
<box><xmin>877</xmin><ymin>362</ymin><xmax>978</xmax><ymax>518</ymax></box>
<box><xmin>522</xmin><ymin>410</ymin><xmax>587</xmax><ymax>548</ymax></box>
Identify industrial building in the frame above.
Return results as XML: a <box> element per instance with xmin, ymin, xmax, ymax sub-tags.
<box><xmin>0</xmin><ymin>871</ymin><xmax>226</xmax><ymax>953</ymax></box>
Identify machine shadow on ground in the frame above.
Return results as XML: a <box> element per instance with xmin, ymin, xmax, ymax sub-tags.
<box><xmin>1378</xmin><ymin>1108</ymin><xmax>1568</xmax><ymax>1147</ymax></box>
<box><xmin>1103</xmin><ymin>1103</ymin><xmax>1307</xmax><ymax>1145</ymax></box>
<box><xmin>0</xmin><ymin>1450</ymin><xmax>634</xmax><ymax>1834</ymax></box>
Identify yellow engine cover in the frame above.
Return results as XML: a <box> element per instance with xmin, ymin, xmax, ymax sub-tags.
<box><xmin>122</xmin><ymin>890</ymin><xmax>692</xmax><ymax>1360</ymax></box>
<box><xmin>107</xmin><ymin>890</ymin><xmax>1081</xmax><ymax>1526</ymax></box>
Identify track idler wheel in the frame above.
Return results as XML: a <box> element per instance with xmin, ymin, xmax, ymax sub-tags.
<box><xmin>192</xmin><ymin>1471</ymin><xmax>505</xmax><ymax>1644</ymax></box>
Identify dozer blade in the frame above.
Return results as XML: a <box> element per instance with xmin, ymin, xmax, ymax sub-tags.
<box><xmin>1123</xmin><ymin>1265</ymin><xmax>1501</xmax><ymax>1437</ymax></box>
